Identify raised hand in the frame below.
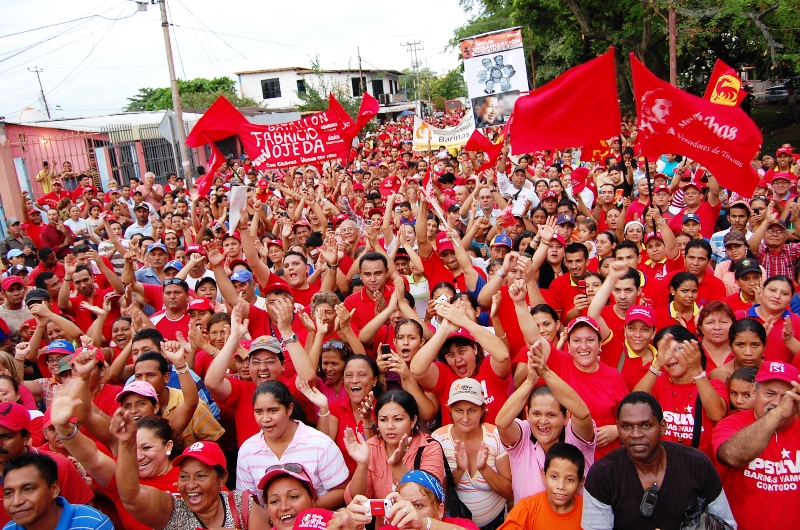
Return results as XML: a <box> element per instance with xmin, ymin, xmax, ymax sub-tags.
<box><xmin>343</xmin><ymin>428</ymin><xmax>370</xmax><ymax>465</ymax></box>
<box><xmin>299</xmin><ymin>311</ymin><xmax>317</xmax><ymax>334</ymax></box>
<box><xmin>109</xmin><ymin>408</ymin><xmax>137</xmax><ymax>443</ymax></box>
<box><xmin>80</xmin><ymin>301</ymin><xmax>107</xmax><ymax>317</ymax></box>
<box><xmin>296</xmin><ymin>379</ymin><xmax>329</xmax><ymax>411</ymax></box>
<box><xmin>50</xmin><ymin>379</ymin><xmax>84</xmax><ymax>428</ymax></box>
<box><xmin>271</xmin><ymin>296</ymin><xmax>295</xmax><ymax>332</ymax></box>
<box><xmin>357</xmin><ymin>391</ymin><xmax>375</xmax><ymax>423</ymax></box>
<box><xmin>386</xmin><ymin>433</ymin><xmax>411</xmax><ymax>467</ymax></box>
<box><xmin>14</xmin><ymin>343</ymin><xmax>30</xmax><ymax>363</ymax></box>
<box><xmin>507</xmin><ymin>279</ymin><xmax>528</xmax><ymax>303</ymax></box>
<box><xmin>162</xmin><ymin>340</ymin><xmax>187</xmax><ymax>367</ymax></box>
<box><xmin>476</xmin><ymin>442</ymin><xmax>490</xmax><ymax>471</ymax></box>
<box><xmin>205</xmin><ymin>245</ymin><xmax>226</xmax><ymax>268</ymax></box>
<box><xmin>453</xmin><ymin>439</ymin><xmax>469</xmax><ymax>472</ymax></box>
<box><xmin>230</xmin><ymin>302</ymin><xmax>250</xmax><ymax>338</ymax></box>
<box><xmin>70</xmin><ymin>347</ymin><xmax>97</xmax><ymax>379</ymax></box>
<box><xmin>333</xmin><ymin>304</ymin><xmax>355</xmax><ymax>334</ymax></box>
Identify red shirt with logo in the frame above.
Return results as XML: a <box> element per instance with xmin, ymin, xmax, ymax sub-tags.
<box><xmin>424</xmin><ymin>359</ymin><xmax>510</xmax><ymax>426</ymax></box>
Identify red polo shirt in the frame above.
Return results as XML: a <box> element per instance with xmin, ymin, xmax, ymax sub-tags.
<box><xmin>419</xmin><ymin>251</ymin><xmax>486</xmax><ymax>294</ymax></box>
<box><xmin>549</xmin><ymin>274</ymin><xmax>584</xmax><ymax>324</ymax></box>
<box><xmin>664</xmin><ymin>271</ymin><xmax>728</xmax><ymax>308</ymax></box>
<box><xmin>343</xmin><ymin>284</ymin><xmax>395</xmax><ymax>335</ymax></box>
<box><xmin>668</xmin><ymin>200</ymin><xmax>722</xmax><ymax>239</ymax></box>
<box><xmin>27</xmin><ymin>262</ymin><xmax>66</xmax><ymax>286</ymax></box>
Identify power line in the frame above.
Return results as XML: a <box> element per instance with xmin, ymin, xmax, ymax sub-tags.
<box><xmin>0</xmin><ymin>12</ymin><xmax>134</xmax><ymax>39</ymax></box>
<box><xmin>28</xmin><ymin>67</ymin><xmax>50</xmax><ymax>118</ymax></box>
<box><xmin>166</xmin><ymin>0</ymin><xmax>188</xmax><ymax>79</ymax></box>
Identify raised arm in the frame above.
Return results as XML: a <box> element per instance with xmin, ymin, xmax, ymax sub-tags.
<box><xmin>162</xmin><ymin>340</ymin><xmax>199</xmax><ymax>434</ymax></box>
<box><xmin>272</xmin><ymin>297</ymin><xmax>316</xmax><ymax>383</ymax></box>
<box><xmin>435</xmin><ymin>303</ymin><xmax>511</xmax><ymax>379</ymax></box>
<box><xmin>203</xmin><ymin>303</ymin><xmax>248</xmax><ymax>402</ymax></box>
<box><xmin>416</xmin><ymin>197</ymin><xmax>433</xmax><ymax>258</ymax></box>
<box><xmin>448</xmin><ymin>227</ymin><xmax>478</xmax><ymax>291</ymax></box>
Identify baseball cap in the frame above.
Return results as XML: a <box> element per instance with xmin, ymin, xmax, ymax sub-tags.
<box><xmin>258</xmin><ymin>463</ymin><xmax>315</xmax><ymax>492</ymax></box>
<box><xmin>556</xmin><ymin>214</ymin><xmax>576</xmax><ymax>226</ymax></box>
<box><xmin>682</xmin><ymin>213</ymin><xmax>701</xmax><ymax>225</ymax></box>
<box><xmin>69</xmin><ymin>346</ymin><xmax>106</xmax><ymax>367</ymax></box>
<box><xmin>755</xmin><ymin>361</ymin><xmax>800</xmax><ymax>385</ymax></box>
<box><xmin>291</xmin><ymin>509</ymin><xmax>335</xmax><ymax>530</ymax></box>
<box><xmin>172</xmin><ymin>441</ymin><xmax>227</xmax><ymax>469</ymax></box>
<box><xmin>147</xmin><ymin>243</ymin><xmax>168</xmax><ymax>254</ymax></box>
<box><xmin>447</xmin><ymin>378</ymin><xmax>485</xmax><ymax>406</ymax></box>
<box><xmin>625</xmin><ymin>306</ymin><xmax>656</xmax><ymax>328</ymax></box>
<box><xmin>776</xmin><ymin>147</ymin><xmax>793</xmax><ymax>156</ymax></box>
<box><xmin>566</xmin><ymin>316</ymin><xmax>601</xmax><ymax>335</ymax></box>
<box><xmin>134</xmin><ymin>203</ymin><xmax>149</xmax><ymax>211</ymax></box>
<box><xmin>541</xmin><ymin>190</ymin><xmax>558</xmax><ymax>201</ymax></box>
<box><xmin>7</xmin><ymin>218</ymin><xmax>20</xmax><ymax>226</ymax></box>
<box><xmin>6</xmin><ymin>249</ymin><xmax>23</xmax><ymax>259</ymax></box>
<box><xmin>768</xmin><ymin>219</ymin><xmax>788</xmax><ymax>230</ymax></box>
<box><xmin>186</xmin><ymin>244</ymin><xmax>205</xmax><ymax>256</ymax></box>
<box><xmin>261</xmin><ymin>284</ymin><xmax>294</xmax><ymax>298</ymax></box>
<box><xmin>164</xmin><ymin>260</ymin><xmax>183</xmax><ymax>272</ymax></box>
<box><xmin>771</xmin><ymin>171</ymin><xmax>793</xmax><ymax>183</ymax></box>
<box><xmin>653</xmin><ymin>185</ymin><xmax>671</xmax><ymax>195</ymax></box>
<box><xmin>82</xmin><ymin>187</ymin><xmax>95</xmax><ymax>194</ymax></box>
<box><xmin>1</xmin><ymin>276</ymin><xmax>23</xmax><ymax>291</ymax></box>
<box><xmin>491</xmin><ymin>234</ymin><xmax>512</xmax><ymax>248</ymax></box>
<box><xmin>723</xmin><ymin>231</ymin><xmax>746</xmax><ymax>247</ymax></box>
<box><xmin>249</xmin><ymin>336</ymin><xmax>283</xmax><ymax>356</ymax></box>
<box><xmin>683</xmin><ymin>180</ymin><xmax>704</xmax><ymax>191</ymax></box>
<box><xmin>43</xmin><ymin>339</ymin><xmax>75</xmax><ymax>357</ymax></box>
<box><xmin>352</xmin><ymin>181</ymin><xmax>364</xmax><ymax>191</ymax></box>
<box><xmin>644</xmin><ymin>232</ymin><xmax>663</xmax><ymax>244</ymax></box>
<box><xmin>551</xmin><ymin>234</ymin><xmax>567</xmax><ymax>247</ymax></box>
<box><xmin>188</xmin><ymin>298</ymin><xmax>215</xmax><ymax>312</ymax></box>
<box><xmin>0</xmin><ymin>403</ymin><xmax>30</xmax><ymax>432</ymax></box>
<box><xmin>6</xmin><ymin>266</ymin><xmax>27</xmax><ymax>277</ymax></box>
<box><xmin>24</xmin><ymin>288</ymin><xmax>50</xmax><ymax>306</ymax></box>
<box><xmin>56</xmin><ymin>355</ymin><xmax>74</xmax><ymax>375</ymax></box>
<box><xmin>265</xmin><ymin>239</ymin><xmax>284</xmax><ymax>248</ymax></box>
<box><xmin>258</xmin><ymin>179</ymin><xmax>269</xmax><ymax>189</ymax></box>
<box><xmin>443</xmin><ymin>329</ymin><xmax>476</xmax><ymax>349</ymax></box>
<box><xmin>115</xmin><ymin>381</ymin><xmax>158</xmax><ymax>403</ymax></box>
<box><xmin>230</xmin><ymin>270</ymin><xmax>254</xmax><ymax>283</ymax></box>
<box><xmin>28</xmin><ymin>209</ymin><xmax>41</xmax><ymax>216</ymax></box>
<box><xmin>734</xmin><ymin>258</ymin><xmax>762</xmax><ymax>279</ymax></box>
<box><xmin>366</xmin><ymin>208</ymin><xmax>383</xmax><ymax>218</ymax></box>
<box><xmin>435</xmin><ymin>232</ymin><xmax>454</xmax><ymax>253</ymax></box>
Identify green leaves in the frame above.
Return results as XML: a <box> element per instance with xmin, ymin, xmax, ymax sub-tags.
<box><xmin>123</xmin><ymin>77</ymin><xmax>257</xmax><ymax>112</ymax></box>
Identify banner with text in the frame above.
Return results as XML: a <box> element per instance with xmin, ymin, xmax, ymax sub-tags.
<box><xmin>412</xmin><ymin>113</ymin><xmax>476</xmax><ymax>152</ymax></box>
<box><xmin>460</xmin><ymin>27</ymin><xmax>529</xmax><ymax>129</ymax></box>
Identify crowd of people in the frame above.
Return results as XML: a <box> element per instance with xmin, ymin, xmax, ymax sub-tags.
<box><xmin>0</xmin><ymin>115</ymin><xmax>798</xmax><ymax>530</ymax></box>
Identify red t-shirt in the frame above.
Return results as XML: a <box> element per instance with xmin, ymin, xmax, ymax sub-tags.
<box><xmin>712</xmin><ymin>412</ymin><xmax>800</xmax><ymax>530</ymax></box>
<box><xmin>641</xmin><ymin>253</ymin><xmax>685</xmax><ymax>282</ymax></box>
<box><xmin>736</xmin><ymin>307</ymin><xmax>800</xmax><ymax>364</ymax></box>
<box><xmin>100</xmin><ymin>466</ymin><xmax>181</xmax><ymax>530</ymax></box>
<box><xmin>343</xmin><ymin>285</ymin><xmax>396</xmax><ymax>336</ymax></box>
<box><xmin>668</xmin><ymin>200</ymin><xmax>722</xmax><ymax>239</ymax></box>
<box><xmin>546</xmin><ymin>345</ymin><xmax>629</xmax><ymax>459</ymax></box>
<box><xmin>27</xmin><ymin>262</ymin><xmax>66</xmax><ymax>286</ymax></box>
<box><xmin>66</xmin><ymin>286</ymin><xmax>120</xmax><ymax>335</ymax></box>
<box><xmin>36</xmin><ymin>190</ymin><xmax>70</xmax><ymax>210</ymax></box>
<box><xmin>722</xmin><ymin>292</ymin><xmax>752</xmax><ymax>314</ymax></box>
<box><xmin>419</xmin><ymin>251</ymin><xmax>485</xmax><ymax>294</ymax></box>
<box><xmin>94</xmin><ymin>383</ymin><xmax>124</xmax><ymax>417</ymax></box>
<box><xmin>23</xmin><ymin>223</ymin><xmax>46</xmax><ymax>249</ymax></box>
<box><xmin>660</xmin><ymin>271</ymin><xmax>727</xmax><ymax>308</ymax></box>
<box><xmin>549</xmin><ymin>274</ymin><xmax>583</xmax><ymax>325</ymax></box>
<box><xmin>245</xmin><ymin>303</ymin><xmax>308</xmax><ymax>379</ymax></box>
<box><xmin>655</xmin><ymin>303</ymin><xmax>699</xmax><ymax>336</ymax></box>
<box><xmin>151</xmin><ymin>310</ymin><xmax>191</xmax><ymax>341</ymax></box>
<box><xmin>330</xmin><ymin>396</ymin><xmax>369</xmax><ymax>477</ymax></box>
<box><xmin>424</xmin><ymin>359</ymin><xmax>510</xmax><ymax>426</ymax></box>
<box><xmin>650</xmin><ymin>376</ymin><xmax>726</xmax><ymax>460</ymax></box>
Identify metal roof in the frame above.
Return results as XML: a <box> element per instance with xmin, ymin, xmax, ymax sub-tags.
<box><xmin>3</xmin><ymin>110</ymin><xmax>203</xmax><ymax>133</ymax></box>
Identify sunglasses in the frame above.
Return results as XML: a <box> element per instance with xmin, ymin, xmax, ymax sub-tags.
<box><xmin>322</xmin><ymin>340</ymin><xmax>348</xmax><ymax>351</ymax></box>
<box><xmin>164</xmin><ymin>279</ymin><xmax>187</xmax><ymax>287</ymax></box>
<box><xmin>265</xmin><ymin>463</ymin><xmax>311</xmax><ymax>481</ymax></box>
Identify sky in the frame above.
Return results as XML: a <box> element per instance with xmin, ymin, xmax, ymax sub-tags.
<box><xmin>0</xmin><ymin>0</ymin><xmax>473</xmax><ymax>120</ymax></box>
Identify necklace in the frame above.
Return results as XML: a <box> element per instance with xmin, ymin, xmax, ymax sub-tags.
<box><xmin>667</xmin><ymin>377</ymin><xmax>696</xmax><ymax>413</ymax></box>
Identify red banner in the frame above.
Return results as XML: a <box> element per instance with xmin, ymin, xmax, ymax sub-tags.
<box><xmin>196</xmin><ymin>134</ymin><xmax>223</xmax><ymax>196</ymax></box>
<box><xmin>511</xmin><ymin>49</ymin><xmax>620</xmax><ymax>154</ymax></box>
<box><xmin>239</xmin><ymin>122</ymin><xmax>348</xmax><ymax>170</ymax></box>
<box><xmin>631</xmin><ymin>53</ymin><xmax>762</xmax><ymax>198</ymax></box>
<box><xmin>186</xmin><ymin>95</ymin><xmax>248</xmax><ymax>147</ymax></box>
<box><xmin>704</xmin><ymin>59</ymin><xmax>747</xmax><ymax>107</ymax></box>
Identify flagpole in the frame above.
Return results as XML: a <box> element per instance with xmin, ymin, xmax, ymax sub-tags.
<box><xmin>643</xmin><ymin>157</ymin><xmax>657</xmax><ymax>234</ymax></box>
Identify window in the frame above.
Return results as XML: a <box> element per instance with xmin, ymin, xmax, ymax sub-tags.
<box><xmin>372</xmin><ymin>79</ymin><xmax>384</xmax><ymax>97</ymax></box>
<box><xmin>352</xmin><ymin>77</ymin><xmax>366</xmax><ymax>97</ymax></box>
<box><xmin>261</xmin><ymin>78</ymin><xmax>281</xmax><ymax>100</ymax></box>
<box><xmin>296</xmin><ymin>79</ymin><xmax>306</xmax><ymax>94</ymax></box>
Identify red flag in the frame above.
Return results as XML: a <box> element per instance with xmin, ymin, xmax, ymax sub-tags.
<box><xmin>704</xmin><ymin>59</ymin><xmax>747</xmax><ymax>107</ymax></box>
<box><xmin>328</xmin><ymin>93</ymin><xmax>354</xmax><ymax>131</ymax></box>
<box><xmin>197</xmin><ymin>135</ymin><xmax>223</xmax><ymax>197</ymax></box>
<box><xmin>631</xmin><ymin>53</ymin><xmax>762</xmax><ymax>197</ymax></box>
<box><xmin>465</xmin><ymin>119</ymin><xmax>511</xmax><ymax>172</ymax></box>
<box><xmin>580</xmin><ymin>138</ymin><xmax>612</xmax><ymax>162</ymax></box>
<box><xmin>349</xmin><ymin>93</ymin><xmax>379</xmax><ymax>137</ymax></box>
<box><xmin>511</xmin><ymin>49</ymin><xmax>620</xmax><ymax>154</ymax></box>
<box><xmin>421</xmin><ymin>166</ymin><xmax>433</xmax><ymax>199</ymax></box>
<box><xmin>186</xmin><ymin>95</ymin><xmax>248</xmax><ymax>147</ymax></box>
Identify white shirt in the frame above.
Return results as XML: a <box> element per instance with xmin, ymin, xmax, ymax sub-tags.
<box><xmin>497</xmin><ymin>172</ymin><xmax>539</xmax><ymax>216</ymax></box>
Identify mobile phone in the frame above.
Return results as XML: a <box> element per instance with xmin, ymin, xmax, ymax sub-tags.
<box><xmin>577</xmin><ymin>279</ymin><xmax>587</xmax><ymax>295</ymax></box>
<box><xmin>381</xmin><ymin>344</ymin><xmax>391</xmax><ymax>357</ymax></box>
<box><xmin>279</xmin><ymin>211</ymin><xmax>287</xmax><ymax>217</ymax></box>
<box><xmin>364</xmin><ymin>499</ymin><xmax>393</xmax><ymax>517</ymax></box>
<box><xmin>639</xmin><ymin>483</ymin><xmax>659</xmax><ymax>518</ymax></box>
<box><xmin>614</xmin><ymin>189</ymin><xmax>624</xmax><ymax>208</ymax></box>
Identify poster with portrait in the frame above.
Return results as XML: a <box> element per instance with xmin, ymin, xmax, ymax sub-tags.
<box><xmin>460</xmin><ymin>27</ymin><xmax>529</xmax><ymax>129</ymax></box>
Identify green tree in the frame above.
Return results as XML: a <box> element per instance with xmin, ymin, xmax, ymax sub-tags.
<box><xmin>124</xmin><ymin>77</ymin><xmax>257</xmax><ymax>112</ymax></box>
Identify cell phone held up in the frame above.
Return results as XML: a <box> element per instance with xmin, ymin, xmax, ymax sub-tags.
<box><xmin>577</xmin><ymin>279</ymin><xmax>587</xmax><ymax>296</ymax></box>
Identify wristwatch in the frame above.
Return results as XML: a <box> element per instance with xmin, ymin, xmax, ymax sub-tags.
<box><xmin>280</xmin><ymin>333</ymin><xmax>299</xmax><ymax>348</ymax></box>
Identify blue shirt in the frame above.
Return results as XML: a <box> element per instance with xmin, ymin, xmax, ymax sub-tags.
<box><xmin>3</xmin><ymin>496</ymin><xmax>114</xmax><ymax>530</ymax></box>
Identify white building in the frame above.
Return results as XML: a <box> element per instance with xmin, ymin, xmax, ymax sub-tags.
<box><xmin>235</xmin><ymin>67</ymin><xmax>405</xmax><ymax>109</ymax></box>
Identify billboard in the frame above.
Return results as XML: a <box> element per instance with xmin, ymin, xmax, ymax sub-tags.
<box><xmin>460</xmin><ymin>28</ymin><xmax>529</xmax><ymax>129</ymax></box>
<box><xmin>412</xmin><ymin>113</ymin><xmax>476</xmax><ymax>152</ymax></box>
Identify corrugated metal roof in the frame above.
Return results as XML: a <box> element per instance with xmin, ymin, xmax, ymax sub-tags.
<box><xmin>3</xmin><ymin>110</ymin><xmax>203</xmax><ymax>133</ymax></box>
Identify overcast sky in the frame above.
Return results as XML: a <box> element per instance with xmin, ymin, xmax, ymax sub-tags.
<box><xmin>0</xmin><ymin>0</ymin><xmax>472</xmax><ymax>120</ymax></box>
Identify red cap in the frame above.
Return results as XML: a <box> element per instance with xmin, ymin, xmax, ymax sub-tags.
<box><xmin>332</xmin><ymin>213</ymin><xmax>348</xmax><ymax>226</ymax></box>
<box><xmin>653</xmin><ymin>185</ymin><xmax>671</xmax><ymax>195</ymax></box>
<box><xmin>551</xmin><ymin>234</ymin><xmax>567</xmax><ymax>247</ymax></box>
<box><xmin>188</xmin><ymin>298</ymin><xmax>215</xmax><ymax>312</ymax></box>
<box><xmin>172</xmin><ymin>441</ymin><xmax>227</xmax><ymax>469</ymax></box>
<box><xmin>352</xmin><ymin>181</ymin><xmax>365</xmax><ymax>191</ymax></box>
<box><xmin>757</xmin><ymin>179</ymin><xmax>769</xmax><ymax>188</ymax></box>
<box><xmin>683</xmin><ymin>179</ymin><xmax>705</xmax><ymax>191</ymax></box>
<box><xmin>566</xmin><ymin>316</ymin><xmax>601</xmax><ymax>335</ymax></box>
<box><xmin>293</xmin><ymin>219</ymin><xmax>312</xmax><ymax>230</ymax></box>
<box><xmin>435</xmin><ymin>232</ymin><xmax>454</xmax><ymax>253</ymax></box>
<box><xmin>261</xmin><ymin>283</ymin><xmax>294</xmax><ymax>298</ymax></box>
<box><xmin>0</xmin><ymin>403</ymin><xmax>30</xmax><ymax>432</ymax></box>
<box><xmin>291</xmin><ymin>509</ymin><xmax>335</xmax><ymax>530</ymax></box>
<box><xmin>258</xmin><ymin>179</ymin><xmax>269</xmax><ymax>189</ymax></box>
<box><xmin>770</xmin><ymin>171</ymin><xmax>793</xmax><ymax>183</ymax></box>
<box><xmin>82</xmin><ymin>187</ymin><xmax>95</xmax><ymax>194</ymax></box>
<box><xmin>571</xmin><ymin>167</ymin><xmax>590</xmax><ymax>194</ymax></box>
<box><xmin>776</xmin><ymin>147</ymin><xmax>793</xmax><ymax>156</ymax></box>
<box><xmin>625</xmin><ymin>306</ymin><xmax>656</xmax><ymax>327</ymax></box>
<box><xmin>644</xmin><ymin>232</ymin><xmax>663</xmax><ymax>244</ymax></box>
<box><xmin>27</xmin><ymin>208</ymin><xmax>41</xmax><ymax>216</ymax></box>
<box><xmin>186</xmin><ymin>244</ymin><xmax>205</xmax><ymax>256</ymax></box>
<box><xmin>367</xmin><ymin>208</ymin><xmax>383</xmax><ymax>218</ymax></box>
<box><xmin>69</xmin><ymin>346</ymin><xmax>105</xmax><ymax>367</ymax></box>
<box><xmin>755</xmin><ymin>361</ymin><xmax>800</xmax><ymax>385</ymax></box>
<box><xmin>265</xmin><ymin>239</ymin><xmax>284</xmax><ymax>248</ymax></box>
<box><xmin>2</xmin><ymin>276</ymin><xmax>23</xmax><ymax>291</ymax></box>
<box><xmin>541</xmin><ymin>190</ymin><xmax>558</xmax><ymax>201</ymax></box>
<box><xmin>444</xmin><ymin>328</ymin><xmax>476</xmax><ymax>344</ymax></box>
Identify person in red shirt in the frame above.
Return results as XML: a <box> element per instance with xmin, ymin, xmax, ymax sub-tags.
<box><xmin>640</xmin><ymin>209</ymin><xmax>683</xmax><ymax>281</ymax></box>
<box><xmin>721</xmin><ymin>258</ymin><xmax>762</xmax><ymax>313</ymax></box>
<box><xmin>665</xmin><ymin>239</ymin><xmax>727</xmax><ymax>307</ymax></box>
<box><xmin>21</xmin><ymin>209</ymin><xmax>46</xmax><ymax>250</ymax></box>
<box><xmin>27</xmin><ymin>248</ymin><xmax>65</xmax><ymax>286</ymax></box>
<box><xmin>57</xmin><ymin>259</ymin><xmax>123</xmax><ymax>336</ymax></box>
<box><xmin>149</xmin><ymin>278</ymin><xmax>191</xmax><ymax>341</ymax></box>
<box><xmin>39</xmin><ymin>209</ymin><xmax>75</xmax><ymax>260</ymax></box>
<box><xmin>343</xmin><ymin>252</ymin><xmax>396</xmax><ymax>337</ymax></box>
<box><xmin>549</xmin><ymin>242</ymin><xmax>589</xmax><ymax>324</ymax></box>
<box><xmin>714</xmin><ymin>361</ymin><xmax>800</xmax><ymax>530</ymax></box>
<box><xmin>36</xmin><ymin>179</ymin><xmax>70</xmax><ymax>210</ymax></box>
<box><xmin>667</xmin><ymin>176</ymin><xmax>721</xmax><ymax>240</ymax></box>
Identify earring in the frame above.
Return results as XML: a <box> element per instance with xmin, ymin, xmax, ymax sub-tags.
<box><xmin>166</xmin><ymin>450</ymin><xmax>171</xmax><ymax>455</ymax></box>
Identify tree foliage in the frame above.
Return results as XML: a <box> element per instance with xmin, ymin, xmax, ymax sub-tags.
<box><xmin>451</xmin><ymin>0</ymin><xmax>800</xmax><ymax>107</ymax></box>
<box><xmin>399</xmin><ymin>66</ymin><xmax>467</xmax><ymax>109</ymax></box>
<box><xmin>124</xmin><ymin>77</ymin><xmax>257</xmax><ymax>112</ymax></box>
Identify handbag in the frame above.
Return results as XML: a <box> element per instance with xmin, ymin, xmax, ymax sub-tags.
<box><xmin>414</xmin><ymin>438</ymin><xmax>473</xmax><ymax>520</ymax></box>
<box><xmin>228</xmin><ymin>490</ymin><xmax>251</xmax><ymax>530</ymax></box>
<box><xmin>679</xmin><ymin>497</ymin><xmax>735</xmax><ymax>530</ymax></box>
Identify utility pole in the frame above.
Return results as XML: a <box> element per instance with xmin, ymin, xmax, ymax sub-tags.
<box><xmin>401</xmin><ymin>41</ymin><xmax>424</xmax><ymax>114</ymax></box>
<box><xmin>28</xmin><ymin>67</ymin><xmax>50</xmax><ymax>119</ymax></box>
<box><xmin>158</xmin><ymin>0</ymin><xmax>193</xmax><ymax>184</ymax></box>
<box><xmin>668</xmin><ymin>3</ymin><xmax>677</xmax><ymax>86</ymax></box>
<box><xmin>357</xmin><ymin>46</ymin><xmax>365</xmax><ymax>97</ymax></box>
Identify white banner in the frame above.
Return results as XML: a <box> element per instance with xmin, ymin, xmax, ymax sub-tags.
<box><xmin>460</xmin><ymin>28</ymin><xmax>529</xmax><ymax>129</ymax></box>
<box><xmin>412</xmin><ymin>113</ymin><xmax>476</xmax><ymax>152</ymax></box>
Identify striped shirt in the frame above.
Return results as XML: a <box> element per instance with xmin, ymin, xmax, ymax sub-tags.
<box><xmin>236</xmin><ymin>420</ymin><xmax>349</xmax><ymax>505</ymax></box>
<box><xmin>3</xmin><ymin>496</ymin><xmax>113</xmax><ymax>530</ymax></box>
<box><xmin>432</xmin><ymin>424</ymin><xmax>508</xmax><ymax>527</ymax></box>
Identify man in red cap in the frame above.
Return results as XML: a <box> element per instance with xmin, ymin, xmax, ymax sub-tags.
<box><xmin>0</xmin><ymin>402</ymin><xmax>94</xmax><ymax>526</ymax></box>
<box><xmin>35</xmin><ymin>179</ymin><xmax>69</xmax><ymax>211</ymax></box>
<box><xmin>668</xmin><ymin>174</ymin><xmax>721</xmax><ymax>240</ymax></box>
<box><xmin>768</xmin><ymin>170</ymin><xmax>797</xmax><ymax>208</ymax></box>
<box><xmin>19</xmin><ymin>203</ymin><xmax>45</xmax><ymax>249</ymax></box>
<box><xmin>714</xmin><ymin>361</ymin><xmax>800</xmax><ymax>530</ymax></box>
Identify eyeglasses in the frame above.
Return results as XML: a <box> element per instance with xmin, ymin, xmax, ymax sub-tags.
<box><xmin>766</xmin><ymin>229</ymin><xmax>787</xmax><ymax>235</ymax></box>
<box><xmin>249</xmin><ymin>358</ymin><xmax>279</xmax><ymax>368</ymax></box>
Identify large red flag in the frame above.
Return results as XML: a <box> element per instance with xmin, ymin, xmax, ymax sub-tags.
<box><xmin>580</xmin><ymin>138</ymin><xmax>612</xmax><ymax>162</ymax></box>
<box><xmin>328</xmin><ymin>93</ymin><xmax>354</xmax><ymax>131</ymax></box>
<box><xmin>196</xmin><ymin>134</ymin><xmax>224</xmax><ymax>197</ymax></box>
<box><xmin>349</xmin><ymin>92</ymin><xmax>379</xmax><ymax>137</ymax></box>
<box><xmin>511</xmin><ymin>49</ymin><xmax>621</xmax><ymax>154</ymax></box>
<box><xmin>186</xmin><ymin>95</ymin><xmax>248</xmax><ymax>147</ymax></box>
<box><xmin>704</xmin><ymin>59</ymin><xmax>747</xmax><ymax>107</ymax></box>
<box><xmin>465</xmin><ymin>118</ymin><xmax>511</xmax><ymax>172</ymax></box>
<box><xmin>631</xmin><ymin>54</ymin><xmax>762</xmax><ymax>197</ymax></box>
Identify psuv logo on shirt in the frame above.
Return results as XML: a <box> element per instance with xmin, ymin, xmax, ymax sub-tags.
<box><xmin>745</xmin><ymin>449</ymin><xmax>800</xmax><ymax>491</ymax></box>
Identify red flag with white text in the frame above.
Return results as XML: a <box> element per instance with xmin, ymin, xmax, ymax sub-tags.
<box><xmin>704</xmin><ymin>59</ymin><xmax>747</xmax><ymax>107</ymax></box>
<box><xmin>631</xmin><ymin>53</ymin><xmax>762</xmax><ymax>197</ymax></box>
<box><xmin>328</xmin><ymin>93</ymin><xmax>354</xmax><ymax>131</ymax></box>
<box><xmin>511</xmin><ymin>49</ymin><xmax>621</xmax><ymax>154</ymax></box>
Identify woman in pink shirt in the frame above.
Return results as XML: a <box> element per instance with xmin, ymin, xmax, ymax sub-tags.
<box><xmin>343</xmin><ymin>390</ymin><xmax>445</xmax><ymax>504</ymax></box>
